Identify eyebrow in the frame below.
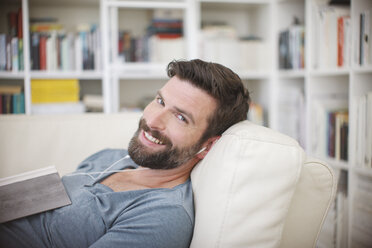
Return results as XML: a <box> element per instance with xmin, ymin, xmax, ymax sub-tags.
<box><xmin>158</xmin><ymin>91</ymin><xmax>196</xmax><ymax>125</ymax></box>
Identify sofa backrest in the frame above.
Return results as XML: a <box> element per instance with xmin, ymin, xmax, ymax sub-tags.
<box><xmin>0</xmin><ymin>113</ymin><xmax>142</xmax><ymax>177</ymax></box>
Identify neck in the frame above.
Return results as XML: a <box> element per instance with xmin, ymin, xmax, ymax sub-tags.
<box><xmin>136</xmin><ymin>157</ymin><xmax>200</xmax><ymax>188</ymax></box>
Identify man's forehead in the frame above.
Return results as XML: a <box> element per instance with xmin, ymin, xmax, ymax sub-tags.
<box><xmin>160</xmin><ymin>77</ymin><xmax>217</xmax><ymax>124</ymax></box>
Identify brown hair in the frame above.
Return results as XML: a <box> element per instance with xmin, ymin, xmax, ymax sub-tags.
<box><xmin>167</xmin><ymin>59</ymin><xmax>250</xmax><ymax>141</ymax></box>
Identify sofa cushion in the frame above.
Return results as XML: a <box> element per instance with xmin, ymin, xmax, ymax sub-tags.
<box><xmin>190</xmin><ymin>121</ymin><xmax>305</xmax><ymax>248</ymax></box>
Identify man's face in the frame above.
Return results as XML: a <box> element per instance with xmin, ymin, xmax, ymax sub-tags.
<box><xmin>128</xmin><ymin>76</ymin><xmax>217</xmax><ymax>169</ymax></box>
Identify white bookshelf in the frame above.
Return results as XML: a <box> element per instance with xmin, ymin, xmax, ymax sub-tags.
<box><xmin>1</xmin><ymin>0</ymin><xmax>372</xmax><ymax>246</ymax></box>
<box><xmin>0</xmin><ymin>0</ymin><xmax>103</xmax><ymax>114</ymax></box>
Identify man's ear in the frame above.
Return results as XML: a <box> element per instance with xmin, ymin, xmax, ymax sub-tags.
<box><xmin>196</xmin><ymin>136</ymin><xmax>220</xmax><ymax>159</ymax></box>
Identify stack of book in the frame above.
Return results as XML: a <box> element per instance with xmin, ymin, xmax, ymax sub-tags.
<box><xmin>327</xmin><ymin>110</ymin><xmax>348</xmax><ymax>161</ymax></box>
<box><xmin>31</xmin><ymin>79</ymin><xmax>85</xmax><ymax>114</ymax></box>
<box><xmin>148</xmin><ymin>9</ymin><xmax>185</xmax><ymax>63</ymax></box>
<box><xmin>311</xmin><ymin>94</ymin><xmax>349</xmax><ymax>161</ymax></box>
<box><xmin>30</xmin><ymin>21</ymin><xmax>101</xmax><ymax>71</ymax></box>
<box><xmin>117</xmin><ymin>31</ymin><xmax>149</xmax><ymax>63</ymax></box>
<box><xmin>117</xmin><ymin>9</ymin><xmax>185</xmax><ymax>63</ymax></box>
<box><xmin>0</xmin><ymin>85</ymin><xmax>25</xmax><ymax>114</ymax></box>
<box><xmin>0</xmin><ymin>8</ymin><xmax>24</xmax><ymax>72</ymax></box>
<box><xmin>355</xmin><ymin>92</ymin><xmax>372</xmax><ymax>169</ymax></box>
<box><xmin>278</xmin><ymin>24</ymin><xmax>305</xmax><ymax>70</ymax></box>
<box><xmin>313</xmin><ymin>4</ymin><xmax>350</xmax><ymax>69</ymax></box>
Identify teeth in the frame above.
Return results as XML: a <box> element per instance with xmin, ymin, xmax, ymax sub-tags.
<box><xmin>144</xmin><ymin>131</ymin><xmax>163</xmax><ymax>145</ymax></box>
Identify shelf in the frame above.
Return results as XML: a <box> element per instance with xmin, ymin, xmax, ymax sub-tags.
<box><xmin>321</xmin><ymin>157</ymin><xmax>349</xmax><ymax>171</ymax></box>
<box><xmin>30</xmin><ymin>71</ymin><xmax>103</xmax><ymax>80</ymax></box>
<box><xmin>200</xmin><ymin>0</ymin><xmax>271</xmax><ymax>5</ymax></box>
<box><xmin>278</xmin><ymin>69</ymin><xmax>305</xmax><ymax>79</ymax></box>
<box><xmin>310</xmin><ymin>68</ymin><xmax>350</xmax><ymax>77</ymax></box>
<box><xmin>28</xmin><ymin>0</ymin><xmax>99</xmax><ymax>7</ymax></box>
<box><xmin>111</xmin><ymin>63</ymin><xmax>168</xmax><ymax>79</ymax></box>
<box><xmin>352</xmin><ymin>66</ymin><xmax>372</xmax><ymax>74</ymax></box>
<box><xmin>238</xmin><ymin>71</ymin><xmax>270</xmax><ymax>80</ymax></box>
<box><xmin>104</xmin><ymin>0</ymin><xmax>187</xmax><ymax>9</ymax></box>
<box><xmin>200</xmin><ymin>0</ymin><xmax>270</xmax><ymax>12</ymax></box>
<box><xmin>354</xmin><ymin>166</ymin><xmax>372</xmax><ymax>178</ymax></box>
<box><xmin>0</xmin><ymin>71</ymin><xmax>25</xmax><ymax>79</ymax></box>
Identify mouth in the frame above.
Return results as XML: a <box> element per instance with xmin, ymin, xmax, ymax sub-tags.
<box><xmin>144</xmin><ymin>131</ymin><xmax>164</xmax><ymax>145</ymax></box>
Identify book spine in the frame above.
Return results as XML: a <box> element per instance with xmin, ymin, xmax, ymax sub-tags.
<box><xmin>343</xmin><ymin>17</ymin><xmax>351</xmax><ymax>67</ymax></box>
<box><xmin>11</xmin><ymin>37</ymin><xmax>18</xmax><ymax>72</ymax></box>
<box><xmin>39</xmin><ymin>35</ymin><xmax>47</xmax><ymax>70</ymax></box>
<box><xmin>360</xmin><ymin>13</ymin><xmax>365</xmax><ymax>65</ymax></box>
<box><xmin>6</xmin><ymin>36</ymin><xmax>12</xmax><ymax>71</ymax></box>
<box><xmin>18</xmin><ymin>38</ymin><xmax>23</xmax><ymax>71</ymax></box>
<box><xmin>338</xmin><ymin>17</ymin><xmax>344</xmax><ymax>67</ymax></box>
<box><xmin>75</xmin><ymin>35</ymin><xmax>82</xmax><ymax>71</ymax></box>
<box><xmin>31</xmin><ymin>32</ymin><xmax>40</xmax><ymax>70</ymax></box>
<box><xmin>0</xmin><ymin>34</ymin><xmax>6</xmax><ymax>70</ymax></box>
<box><xmin>363</xmin><ymin>10</ymin><xmax>370</xmax><ymax>65</ymax></box>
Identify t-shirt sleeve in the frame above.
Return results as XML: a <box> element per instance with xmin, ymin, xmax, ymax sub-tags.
<box><xmin>88</xmin><ymin>203</ymin><xmax>193</xmax><ymax>248</ymax></box>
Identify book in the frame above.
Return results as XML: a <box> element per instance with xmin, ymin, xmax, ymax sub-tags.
<box><xmin>0</xmin><ymin>85</ymin><xmax>24</xmax><ymax>115</ymax></box>
<box><xmin>278</xmin><ymin>25</ymin><xmax>305</xmax><ymax>70</ymax></box>
<box><xmin>314</xmin><ymin>5</ymin><xmax>350</xmax><ymax>69</ymax></box>
<box><xmin>359</xmin><ymin>10</ymin><xmax>370</xmax><ymax>66</ymax></box>
<box><xmin>31</xmin><ymin>79</ymin><xmax>80</xmax><ymax>104</ymax></box>
<box><xmin>311</xmin><ymin>94</ymin><xmax>348</xmax><ymax>159</ymax></box>
<box><xmin>337</xmin><ymin>16</ymin><xmax>350</xmax><ymax>67</ymax></box>
<box><xmin>0</xmin><ymin>34</ymin><xmax>6</xmax><ymax>70</ymax></box>
<box><xmin>39</xmin><ymin>34</ymin><xmax>47</xmax><ymax>70</ymax></box>
<box><xmin>0</xmin><ymin>166</ymin><xmax>71</xmax><ymax>223</ymax></box>
<box><xmin>11</xmin><ymin>37</ymin><xmax>18</xmax><ymax>72</ymax></box>
<box><xmin>83</xmin><ymin>94</ymin><xmax>103</xmax><ymax>112</ymax></box>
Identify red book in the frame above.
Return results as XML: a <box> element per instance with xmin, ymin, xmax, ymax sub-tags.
<box><xmin>337</xmin><ymin>17</ymin><xmax>344</xmax><ymax>67</ymax></box>
<box><xmin>8</xmin><ymin>12</ymin><xmax>17</xmax><ymax>37</ymax></box>
<box><xmin>17</xmin><ymin>8</ymin><xmax>23</xmax><ymax>39</ymax></box>
<box><xmin>39</xmin><ymin>35</ymin><xmax>47</xmax><ymax>70</ymax></box>
<box><xmin>156</xmin><ymin>33</ymin><xmax>182</xmax><ymax>39</ymax></box>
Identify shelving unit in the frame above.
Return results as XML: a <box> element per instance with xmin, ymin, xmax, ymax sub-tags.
<box><xmin>0</xmin><ymin>0</ymin><xmax>103</xmax><ymax>114</ymax></box>
<box><xmin>0</xmin><ymin>0</ymin><xmax>372</xmax><ymax>246</ymax></box>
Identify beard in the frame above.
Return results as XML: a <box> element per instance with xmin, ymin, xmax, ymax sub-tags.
<box><xmin>128</xmin><ymin>118</ymin><xmax>203</xmax><ymax>170</ymax></box>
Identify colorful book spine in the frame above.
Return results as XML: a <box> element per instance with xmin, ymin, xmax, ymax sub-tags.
<box><xmin>0</xmin><ymin>85</ymin><xmax>24</xmax><ymax>115</ymax></box>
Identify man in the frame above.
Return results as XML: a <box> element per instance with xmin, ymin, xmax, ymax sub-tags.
<box><xmin>0</xmin><ymin>59</ymin><xmax>250</xmax><ymax>247</ymax></box>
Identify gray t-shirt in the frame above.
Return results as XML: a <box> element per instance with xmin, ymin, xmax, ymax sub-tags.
<box><xmin>0</xmin><ymin>149</ymin><xmax>194</xmax><ymax>248</ymax></box>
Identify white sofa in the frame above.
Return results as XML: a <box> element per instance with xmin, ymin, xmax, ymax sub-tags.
<box><xmin>0</xmin><ymin>113</ymin><xmax>336</xmax><ymax>248</ymax></box>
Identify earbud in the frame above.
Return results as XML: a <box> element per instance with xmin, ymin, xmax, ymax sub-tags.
<box><xmin>196</xmin><ymin>147</ymin><xmax>207</xmax><ymax>155</ymax></box>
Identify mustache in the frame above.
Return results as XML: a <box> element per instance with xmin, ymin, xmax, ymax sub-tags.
<box><xmin>139</xmin><ymin>118</ymin><xmax>172</xmax><ymax>146</ymax></box>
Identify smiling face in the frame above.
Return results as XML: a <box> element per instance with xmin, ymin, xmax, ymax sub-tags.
<box><xmin>128</xmin><ymin>76</ymin><xmax>217</xmax><ymax>170</ymax></box>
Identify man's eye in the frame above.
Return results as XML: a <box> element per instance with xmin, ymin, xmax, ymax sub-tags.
<box><xmin>176</xmin><ymin>114</ymin><xmax>187</xmax><ymax>123</ymax></box>
<box><xmin>156</xmin><ymin>97</ymin><xmax>164</xmax><ymax>106</ymax></box>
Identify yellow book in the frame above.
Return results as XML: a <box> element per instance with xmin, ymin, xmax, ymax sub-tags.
<box><xmin>31</xmin><ymin>79</ymin><xmax>79</xmax><ymax>104</ymax></box>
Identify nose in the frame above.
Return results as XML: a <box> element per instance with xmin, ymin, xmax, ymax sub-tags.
<box><xmin>145</xmin><ymin>107</ymin><xmax>168</xmax><ymax>131</ymax></box>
